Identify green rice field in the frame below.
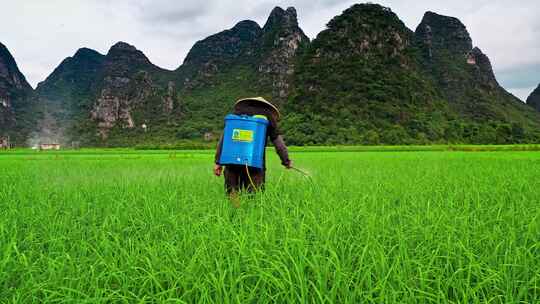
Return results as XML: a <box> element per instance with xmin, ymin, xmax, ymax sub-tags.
<box><xmin>1</xmin><ymin>148</ymin><xmax>539</xmax><ymax>303</ymax></box>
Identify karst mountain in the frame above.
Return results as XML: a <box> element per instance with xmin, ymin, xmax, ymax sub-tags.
<box><xmin>2</xmin><ymin>4</ymin><xmax>539</xmax><ymax>146</ymax></box>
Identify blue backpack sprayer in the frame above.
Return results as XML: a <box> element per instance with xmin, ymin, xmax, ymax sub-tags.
<box><xmin>219</xmin><ymin>114</ymin><xmax>269</xmax><ymax>169</ymax></box>
<box><xmin>218</xmin><ymin>112</ymin><xmax>311</xmax><ymax>183</ymax></box>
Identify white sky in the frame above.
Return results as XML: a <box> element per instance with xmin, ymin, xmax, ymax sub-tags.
<box><xmin>2</xmin><ymin>0</ymin><xmax>539</xmax><ymax>100</ymax></box>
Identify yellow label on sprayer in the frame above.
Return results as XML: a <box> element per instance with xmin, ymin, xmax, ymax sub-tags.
<box><xmin>232</xmin><ymin>129</ymin><xmax>254</xmax><ymax>142</ymax></box>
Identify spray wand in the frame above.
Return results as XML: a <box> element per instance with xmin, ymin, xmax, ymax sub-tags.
<box><xmin>289</xmin><ymin>166</ymin><xmax>311</xmax><ymax>178</ymax></box>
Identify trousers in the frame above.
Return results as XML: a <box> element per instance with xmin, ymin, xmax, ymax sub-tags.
<box><xmin>224</xmin><ymin>165</ymin><xmax>265</xmax><ymax>194</ymax></box>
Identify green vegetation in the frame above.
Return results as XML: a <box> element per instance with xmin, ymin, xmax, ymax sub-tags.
<box><xmin>284</xmin><ymin>4</ymin><xmax>540</xmax><ymax>146</ymax></box>
<box><xmin>1</xmin><ymin>148</ymin><xmax>539</xmax><ymax>302</ymax></box>
<box><xmin>5</xmin><ymin>4</ymin><xmax>539</xmax><ymax>148</ymax></box>
<box><xmin>0</xmin><ymin>42</ymin><xmax>35</xmax><ymax>144</ymax></box>
<box><xmin>527</xmin><ymin>84</ymin><xmax>540</xmax><ymax>111</ymax></box>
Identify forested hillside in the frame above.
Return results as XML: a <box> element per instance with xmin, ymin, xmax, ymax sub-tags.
<box><xmin>2</xmin><ymin>4</ymin><xmax>540</xmax><ymax>147</ymax></box>
<box><xmin>282</xmin><ymin>5</ymin><xmax>540</xmax><ymax>145</ymax></box>
<box><xmin>0</xmin><ymin>42</ymin><xmax>35</xmax><ymax>144</ymax></box>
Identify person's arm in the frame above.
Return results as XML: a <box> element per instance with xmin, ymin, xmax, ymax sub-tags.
<box><xmin>272</xmin><ymin>135</ymin><xmax>292</xmax><ymax>168</ymax></box>
<box><xmin>214</xmin><ymin>135</ymin><xmax>224</xmax><ymax>176</ymax></box>
<box><xmin>267</xmin><ymin>120</ymin><xmax>292</xmax><ymax>168</ymax></box>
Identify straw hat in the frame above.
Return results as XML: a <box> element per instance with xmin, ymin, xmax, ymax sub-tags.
<box><xmin>234</xmin><ymin>97</ymin><xmax>281</xmax><ymax>120</ymax></box>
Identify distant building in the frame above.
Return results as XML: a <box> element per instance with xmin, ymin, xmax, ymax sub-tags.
<box><xmin>204</xmin><ymin>132</ymin><xmax>214</xmax><ymax>141</ymax></box>
<box><xmin>0</xmin><ymin>137</ymin><xmax>9</xmax><ymax>149</ymax></box>
<box><xmin>39</xmin><ymin>143</ymin><xmax>61</xmax><ymax>150</ymax></box>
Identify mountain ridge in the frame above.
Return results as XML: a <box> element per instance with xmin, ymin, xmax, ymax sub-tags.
<box><xmin>527</xmin><ymin>84</ymin><xmax>540</xmax><ymax>112</ymax></box>
<box><xmin>283</xmin><ymin>3</ymin><xmax>540</xmax><ymax>144</ymax></box>
<box><xmin>0</xmin><ymin>42</ymin><xmax>35</xmax><ymax>143</ymax></box>
<box><xmin>2</xmin><ymin>4</ymin><xmax>540</xmax><ymax>146</ymax></box>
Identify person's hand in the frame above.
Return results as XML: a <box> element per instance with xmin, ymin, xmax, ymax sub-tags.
<box><xmin>285</xmin><ymin>160</ymin><xmax>293</xmax><ymax>169</ymax></box>
<box><xmin>214</xmin><ymin>164</ymin><xmax>223</xmax><ymax>176</ymax></box>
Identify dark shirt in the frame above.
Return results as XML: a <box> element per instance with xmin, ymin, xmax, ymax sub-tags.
<box><xmin>214</xmin><ymin>104</ymin><xmax>290</xmax><ymax>167</ymax></box>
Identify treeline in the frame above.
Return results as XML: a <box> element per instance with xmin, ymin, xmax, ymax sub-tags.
<box><xmin>282</xmin><ymin>116</ymin><xmax>539</xmax><ymax>146</ymax></box>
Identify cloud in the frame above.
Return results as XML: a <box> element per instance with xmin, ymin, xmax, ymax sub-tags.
<box><xmin>138</xmin><ymin>3</ymin><xmax>209</xmax><ymax>25</ymax></box>
<box><xmin>1</xmin><ymin>0</ymin><xmax>539</xmax><ymax>100</ymax></box>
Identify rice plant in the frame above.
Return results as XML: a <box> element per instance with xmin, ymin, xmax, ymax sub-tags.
<box><xmin>0</xmin><ymin>149</ymin><xmax>539</xmax><ymax>303</ymax></box>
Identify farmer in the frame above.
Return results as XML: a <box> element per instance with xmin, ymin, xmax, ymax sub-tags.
<box><xmin>214</xmin><ymin>97</ymin><xmax>292</xmax><ymax>202</ymax></box>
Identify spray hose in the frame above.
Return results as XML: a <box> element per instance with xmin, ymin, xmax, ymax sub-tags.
<box><xmin>244</xmin><ymin>163</ymin><xmax>312</xmax><ymax>193</ymax></box>
<box><xmin>245</xmin><ymin>163</ymin><xmax>258</xmax><ymax>192</ymax></box>
<box><xmin>245</xmin><ymin>163</ymin><xmax>313</xmax><ymax>191</ymax></box>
